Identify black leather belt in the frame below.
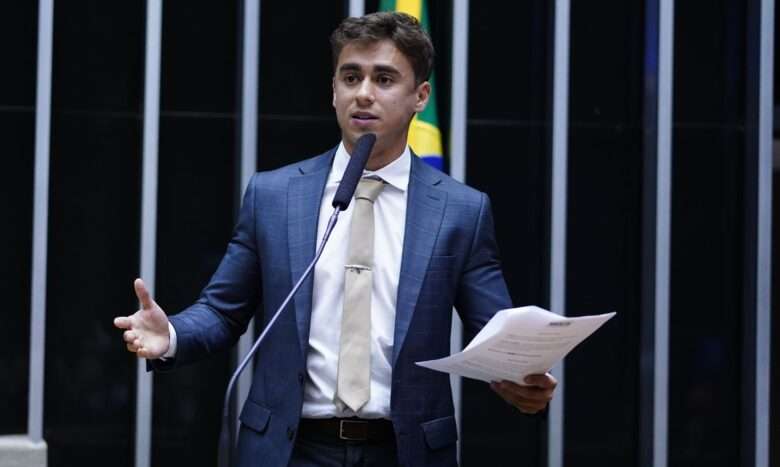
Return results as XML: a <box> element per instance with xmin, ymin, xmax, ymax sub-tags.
<box><xmin>299</xmin><ymin>417</ymin><xmax>395</xmax><ymax>442</ymax></box>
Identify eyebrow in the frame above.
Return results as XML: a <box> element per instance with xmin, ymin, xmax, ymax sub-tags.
<box><xmin>374</xmin><ymin>65</ymin><xmax>401</xmax><ymax>76</ymax></box>
<box><xmin>337</xmin><ymin>63</ymin><xmax>402</xmax><ymax>76</ymax></box>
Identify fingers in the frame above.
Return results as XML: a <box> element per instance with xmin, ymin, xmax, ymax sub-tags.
<box><xmin>126</xmin><ymin>338</ymin><xmax>141</xmax><ymax>353</ymax></box>
<box><xmin>491</xmin><ymin>389</ymin><xmax>547</xmax><ymax>413</ymax></box>
<box><xmin>125</xmin><ymin>341</ymin><xmax>152</xmax><ymax>359</ymax></box>
<box><xmin>134</xmin><ymin>278</ymin><xmax>155</xmax><ymax>310</ymax></box>
<box><xmin>114</xmin><ymin>316</ymin><xmax>132</xmax><ymax>329</ymax></box>
<box><xmin>524</xmin><ymin>372</ymin><xmax>558</xmax><ymax>389</ymax></box>
<box><xmin>125</xmin><ymin>336</ymin><xmax>151</xmax><ymax>358</ymax></box>
<box><xmin>123</xmin><ymin>330</ymin><xmax>137</xmax><ymax>343</ymax></box>
<box><xmin>493</xmin><ymin>381</ymin><xmax>553</xmax><ymax>403</ymax></box>
<box><xmin>491</xmin><ymin>380</ymin><xmax>554</xmax><ymax>414</ymax></box>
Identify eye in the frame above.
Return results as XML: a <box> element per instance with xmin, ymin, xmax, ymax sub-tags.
<box><xmin>343</xmin><ymin>73</ymin><xmax>359</xmax><ymax>85</ymax></box>
<box><xmin>377</xmin><ymin>74</ymin><xmax>394</xmax><ymax>86</ymax></box>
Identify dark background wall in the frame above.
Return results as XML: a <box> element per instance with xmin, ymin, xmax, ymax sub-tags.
<box><xmin>668</xmin><ymin>2</ymin><xmax>747</xmax><ymax>466</ymax></box>
<box><xmin>152</xmin><ymin>1</ymin><xmax>239</xmax><ymax>465</ymax></box>
<box><xmin>43</xmin><ymin>3</ymin><xmax>144</xmax><ymax>465</ymax></box>
<box><xmin>1</xmin><ymin>1</ymin><xmax>776</xmax><ymax>467</ymax></box>
<box><xmin>0</xmin><ymin>0</ymin><xmax>37</xmax><ymax>438</ymax></box>
<box><xmin>564</xmin><ymin>1</ymin><xmax>644</xmax><ymax>465</ymax></box>
<box><xmin>461</xmin><ymin>1</ymin><xmax>550</xmax><ymax>465</ymax></box>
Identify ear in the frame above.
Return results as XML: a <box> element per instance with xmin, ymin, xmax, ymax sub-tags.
<box><xmin>414</xmin><ymin>81</ymin><xmax>431</xmax><ymax>113</ymax></box>
<box><xmin>332</xmin><ymin>77</ymin><xmax>337</xmax><ymax>108</ymax></box>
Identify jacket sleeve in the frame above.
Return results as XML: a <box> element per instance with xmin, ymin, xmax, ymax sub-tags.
<box><xmin>151</xmin><ymin>174</ymin><xmax>262</xmax><ymax>371</ymax></box>
<box><xmin>454</xmin><ymin>193</ymin><xmax>513</xmax><ymax>337</ymax></box>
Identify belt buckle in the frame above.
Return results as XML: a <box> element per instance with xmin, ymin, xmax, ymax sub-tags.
<box><xmin>339</xmin><ymin>419</ymin><xmax>369</xmax><ymax>441</ymax></box>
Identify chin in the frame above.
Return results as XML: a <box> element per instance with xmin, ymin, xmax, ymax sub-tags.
<box><xmin>348</xmin><ymin>130</ymin><xmax>379</xmax><ymax>145</ymax></box>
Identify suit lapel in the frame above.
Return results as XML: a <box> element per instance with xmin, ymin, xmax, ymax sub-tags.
<box><xmin>287</xmin><ymin>150</ymin><xmax>334</xmax><ymax>359</ymax></box>
<box><xmin>393</xmin><ymin>156</ymin><xmax>447</xmax><ymax>366</ymax></box>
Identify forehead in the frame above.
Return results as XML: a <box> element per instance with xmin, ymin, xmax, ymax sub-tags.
<box><xmin>336</xmin><ymin>40</ymin><xmax>414</xmax><ymax>74</ymax></box>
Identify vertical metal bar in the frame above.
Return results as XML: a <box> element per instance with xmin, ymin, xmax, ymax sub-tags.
<box><xmin>639</xmin><ymin>0</ymin><xmax>659</xmax><ymax>464</ymax></box>
<box><xmin>640</xmin><ymin>3</ymin><xmax>672</xmax><ymax>466</ymax></box>
<box><xmin>743</xmin><ymin>0</ymin><xmax>759</xmax><ymax>459</ymax></box>
<box><xmin>449</xmin><ymin>0</ymin><xmax>468</xmax><ymax>185</ymax></box>
<box><xmin>136</xmin><ymin>1</ymin><xmax>163</xmax><ymax>466</ymax></box>
<box><xmin>754</xmin><ymin>0</ymin><xmax>773</xmax><ymax>465</ymax></box>
<box><xmin>235</xmin><ymin>0</ymin><xmax>261</xmax><ymax>425</ymax></box>
<box><xmin>349</xmin><ymin>0</ymin><xmax>364</xmax><ymax>17</ymax></box>
<box><xmin>743</xmin><ymin>0</ymin><xmax>773</xmax><ymax>465</ymax></box>
<box><xmin>653</xmin><ymin>1</ymin><xmax>673</xmax><ymax>466</ymax></box>
<box><xmin>28</xmin><ymin>0</ymin><xmax>54</xmax><ymax>444</ymax></box>
<box><xmin>449</xmin><ymin>0</ymin><xmax>469</xmax><ymax>462</ymax></box>
<box><xmin>548</xmin><ymin>0</ymin><xmax>569</xmax><ymax>466</ymax></box>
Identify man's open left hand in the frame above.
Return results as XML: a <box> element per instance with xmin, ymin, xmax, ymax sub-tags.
<box><xmin>490</xmin><ymin>373</ymin><xmax>557</xmax><ymax>414</ymax></box>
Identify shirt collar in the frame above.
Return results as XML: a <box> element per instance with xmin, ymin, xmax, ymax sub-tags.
<box><xmin>329</xmin><ymin>141</ymin><xmax>411</xmax><ymax>192</ymax></box>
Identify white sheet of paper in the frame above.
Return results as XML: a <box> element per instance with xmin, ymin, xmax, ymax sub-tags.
<box><xmin>416</xmin><ymin>306</ymin><xmax>615</xmax><ymax>384</ymax></box>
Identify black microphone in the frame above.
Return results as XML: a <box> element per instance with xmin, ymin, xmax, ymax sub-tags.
<box><xmin>218</xmin><ymin>133</ymin><xmax>376</xmax><ymax>467</ymax></box>
<box><xmin>332</xmin><ymin>133</ymin><xmax>376</xmax><ymax>210</ymax></box>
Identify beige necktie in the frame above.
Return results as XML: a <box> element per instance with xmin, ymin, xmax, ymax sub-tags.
<box><xmin>335</xmin><ymin>178</ymin><xmax>385</xmax><ymax>412</ymax></box>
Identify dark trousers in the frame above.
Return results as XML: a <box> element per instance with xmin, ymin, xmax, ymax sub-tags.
<box><xmin>288</xmin><ymin>430</ymin><xmax>400</xmax><ymax>467</ymax></box>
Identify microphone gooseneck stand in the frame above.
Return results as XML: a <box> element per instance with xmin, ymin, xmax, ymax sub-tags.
<box><xmin>217</xmin><ymin>133</ymin><xmax>376</xmax><ymax>467</ymax></box>
<box><xmin>217</xmin><ymin>206</ymin><xmax>341</xmax><ymax>467</ymax></box>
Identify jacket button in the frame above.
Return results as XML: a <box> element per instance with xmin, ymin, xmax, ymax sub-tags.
<box><xmin>298</xmin><ymin>372</ymin><xmax>304</xmax><ymax>384</ymax></box>
<box><xmin>287</xmin><ymin>426</ymin><xmax>295</xmax><ymax>440</ymax></box>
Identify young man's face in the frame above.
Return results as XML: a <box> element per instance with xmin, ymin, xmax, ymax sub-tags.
<box><xmin>332</xmin><ymin>39</ymin><xmax>430</xmax><ymax>168</ymax></box>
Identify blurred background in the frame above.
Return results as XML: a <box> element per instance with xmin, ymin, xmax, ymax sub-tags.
<box><xmin>1</xmin><ymin>0</ymin><xmax>777</xmax><ymax>466</ymax></box>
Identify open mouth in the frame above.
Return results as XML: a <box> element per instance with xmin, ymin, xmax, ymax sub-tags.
<box><xmin>351</xmin><ymin>112</ymin><xmax>378</xmax><ymax>121</ymax></box>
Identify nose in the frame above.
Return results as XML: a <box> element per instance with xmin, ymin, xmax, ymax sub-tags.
<box><xmin>355</xmin><ymin>78</ymin><xmax>374</xmax><ymax>106</ymax></box>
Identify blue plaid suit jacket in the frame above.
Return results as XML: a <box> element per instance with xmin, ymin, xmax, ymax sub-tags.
<box><xmin>156</xmin><ymin>147</ymin><xmax>512</xmax><ymax>466</ymax></box>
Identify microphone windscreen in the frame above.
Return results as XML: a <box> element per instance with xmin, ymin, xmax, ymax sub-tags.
<box><xmin>332</xmin><ymin>133</ymin><xmax>376</xmax><ymax>210</ymax></box>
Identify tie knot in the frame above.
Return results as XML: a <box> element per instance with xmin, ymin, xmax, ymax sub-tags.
<box><xmin>355</xmin><ymin>178</ymin><xmax>385</xmax><ymax>203</ymax></box>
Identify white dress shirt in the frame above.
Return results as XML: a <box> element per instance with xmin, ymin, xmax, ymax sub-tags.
<box><xmin>165</xmin><ymin>142</ymin><xmax>410</xmax><ymax>420</ymax></box>
<box><xmin>303</xmin><ymin>142</ymin><xmax>409</xmax><ymax>419</ymax></box>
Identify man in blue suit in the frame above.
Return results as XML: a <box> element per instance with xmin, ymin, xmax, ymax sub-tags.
<box><xmin>114</xmin><ymin>11</ymin><xmax>556</xmax><ymax>466</ymax></box>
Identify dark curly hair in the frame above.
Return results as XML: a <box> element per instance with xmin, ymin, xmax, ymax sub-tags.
<box><xmin>330</xmin><ymin>11</ymin><xmax>435</xmax><ymax>86</ymax></box>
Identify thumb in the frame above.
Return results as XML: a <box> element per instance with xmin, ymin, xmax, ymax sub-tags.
<box><xmin>134</xmin><ymin>278</ymin><xmax>155</xmax><ymax>310</ymax></box>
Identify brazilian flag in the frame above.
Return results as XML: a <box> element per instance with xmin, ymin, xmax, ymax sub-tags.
<box><xmin>380</xmin><ymin>0</ymin><xmax>444</xmax><ymax>171</ymax></box>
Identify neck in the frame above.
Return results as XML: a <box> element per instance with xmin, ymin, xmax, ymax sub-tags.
<box><xmin>365</xmin><ymin>147</ymin><xmax>403</xmax><ymax>171</ymax></box>
<box><xmin>345</xmin><ymin>139</ymin><xmax>406</xmax><ymax>171</ymax></box>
